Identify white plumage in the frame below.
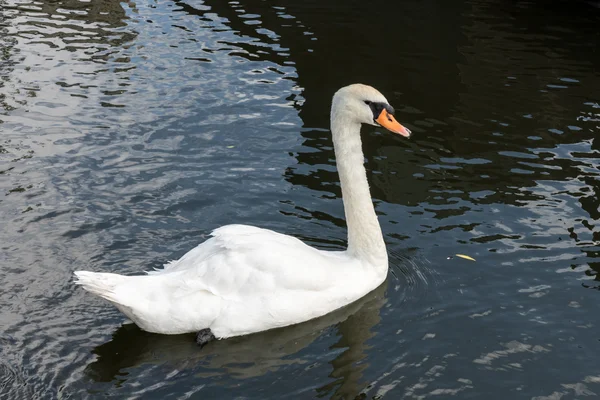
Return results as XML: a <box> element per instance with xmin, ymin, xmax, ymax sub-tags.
<box><xmin>74</xmin><ymin>84</ymin><xmax>411</xmax><ymax>339</ymax></box>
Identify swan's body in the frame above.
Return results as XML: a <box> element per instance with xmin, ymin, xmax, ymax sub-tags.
<box><xmin>74</xmin><ymin>84</ymin><xmax>411</xmax><ymax>339</ymax></box>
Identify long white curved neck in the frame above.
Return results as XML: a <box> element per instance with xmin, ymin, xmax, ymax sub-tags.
<box><xmin>331</xmin><ymin>114</ymin><xmax>387</xmax><ymax>267</ymax></box>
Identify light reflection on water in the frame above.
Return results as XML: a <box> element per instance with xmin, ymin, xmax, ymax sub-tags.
<box><xmin>1</xmin><ymin>0</ymin><xmax>600</xmax><ymax>398</ymax></box>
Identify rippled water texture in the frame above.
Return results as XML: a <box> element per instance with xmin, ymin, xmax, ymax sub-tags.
<box><xmin>1</xmin><ymin>0</ymin><xmax>599</xmax><ymax>398</ymax></box>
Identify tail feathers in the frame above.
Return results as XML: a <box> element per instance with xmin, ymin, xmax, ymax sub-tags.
<box><xmin>74</xmin><ymin>271</ymin><xmax>129</xmax><ymax>303</ymax></box>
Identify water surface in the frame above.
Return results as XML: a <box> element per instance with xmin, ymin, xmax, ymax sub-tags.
<box><xmin>1</xmin><ymin>0</ymin><xmax>599</xmax><ymax>398</ymax></box>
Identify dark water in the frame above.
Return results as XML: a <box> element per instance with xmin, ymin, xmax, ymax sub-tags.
<box><xmin>1</xmin><ymin>0</ymin><xmax>599</xmax><ymax>398</ymax></box>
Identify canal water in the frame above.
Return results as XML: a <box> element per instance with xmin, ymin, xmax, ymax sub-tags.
<box><xmin>1</xmin><ymin>0</ymin><xmax>599</xmax><ymax>398</ymax></box>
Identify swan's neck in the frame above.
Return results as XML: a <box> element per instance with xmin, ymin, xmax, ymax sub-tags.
<box><xmin>331</xmin><ymin>116</ymin><xmax>387</xmax><ymax>267</ymax></box>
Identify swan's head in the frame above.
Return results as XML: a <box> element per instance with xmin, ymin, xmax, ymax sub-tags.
<box><xmin>331</xmin><ymin>84</ymin><xmax>411</xmax><ymax>138</ymax></box>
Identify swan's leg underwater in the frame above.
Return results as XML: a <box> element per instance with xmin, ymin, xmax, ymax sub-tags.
<box><xmin>196</xmin><ymin>328</ymin><xmax>215</xmax><ymax>347</ymax></box>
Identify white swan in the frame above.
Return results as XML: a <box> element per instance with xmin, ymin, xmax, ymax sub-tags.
<box><xmin>74</xmin><ymin>84</ymin><xmax>411</xmax><ymax>344</ymax></box>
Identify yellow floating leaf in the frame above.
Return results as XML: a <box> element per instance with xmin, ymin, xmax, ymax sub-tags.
<box><xmin>455</xmin><ymin>254</ymin><xmax>476</xmax><ymax>261</ymax></box>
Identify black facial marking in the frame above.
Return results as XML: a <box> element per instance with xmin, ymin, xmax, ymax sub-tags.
<box><xmin>365</xmin><ymin>101</ymin><xmax>395</xmax><ymax>122</ymax></box>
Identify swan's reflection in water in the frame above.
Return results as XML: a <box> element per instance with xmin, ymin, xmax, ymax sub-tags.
<box><xmin>86</xmin><ymin>280</ymin><xmax>388</xmax><ymax>397</ymax></box>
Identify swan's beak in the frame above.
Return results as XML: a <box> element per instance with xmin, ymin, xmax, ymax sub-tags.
<box><xmin>376</xmin><ymin>109</ymin><xmax>412</xmax><ymax>138</ymax></box>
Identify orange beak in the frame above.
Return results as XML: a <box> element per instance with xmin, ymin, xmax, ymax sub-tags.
<box><xmin>376</xmin><ymin>109</ymin><xmax>411</xmax><ymax>138</ymax></box>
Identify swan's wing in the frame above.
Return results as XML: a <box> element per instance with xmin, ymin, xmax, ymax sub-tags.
<box><xmin>150</xmin><ymin>224</ymin><xmax>350</xmax><ymax>296</ymax></box>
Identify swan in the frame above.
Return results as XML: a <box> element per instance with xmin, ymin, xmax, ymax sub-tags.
<box><xmin>74</xmin><ymin>84</ymin><xmax>412</xmax><ymax>345</ymax></box>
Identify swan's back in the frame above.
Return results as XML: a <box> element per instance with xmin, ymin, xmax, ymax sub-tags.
<box><xmin>154</xmin><ymin>225</ymin><xmax>345</xmax><ymax>294</ymax></box>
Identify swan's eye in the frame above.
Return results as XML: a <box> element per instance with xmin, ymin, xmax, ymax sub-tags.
<box><xmin>364</xmin><ymin>100</ymin><xmax>372</xmax><ymax>105</ymax></box>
